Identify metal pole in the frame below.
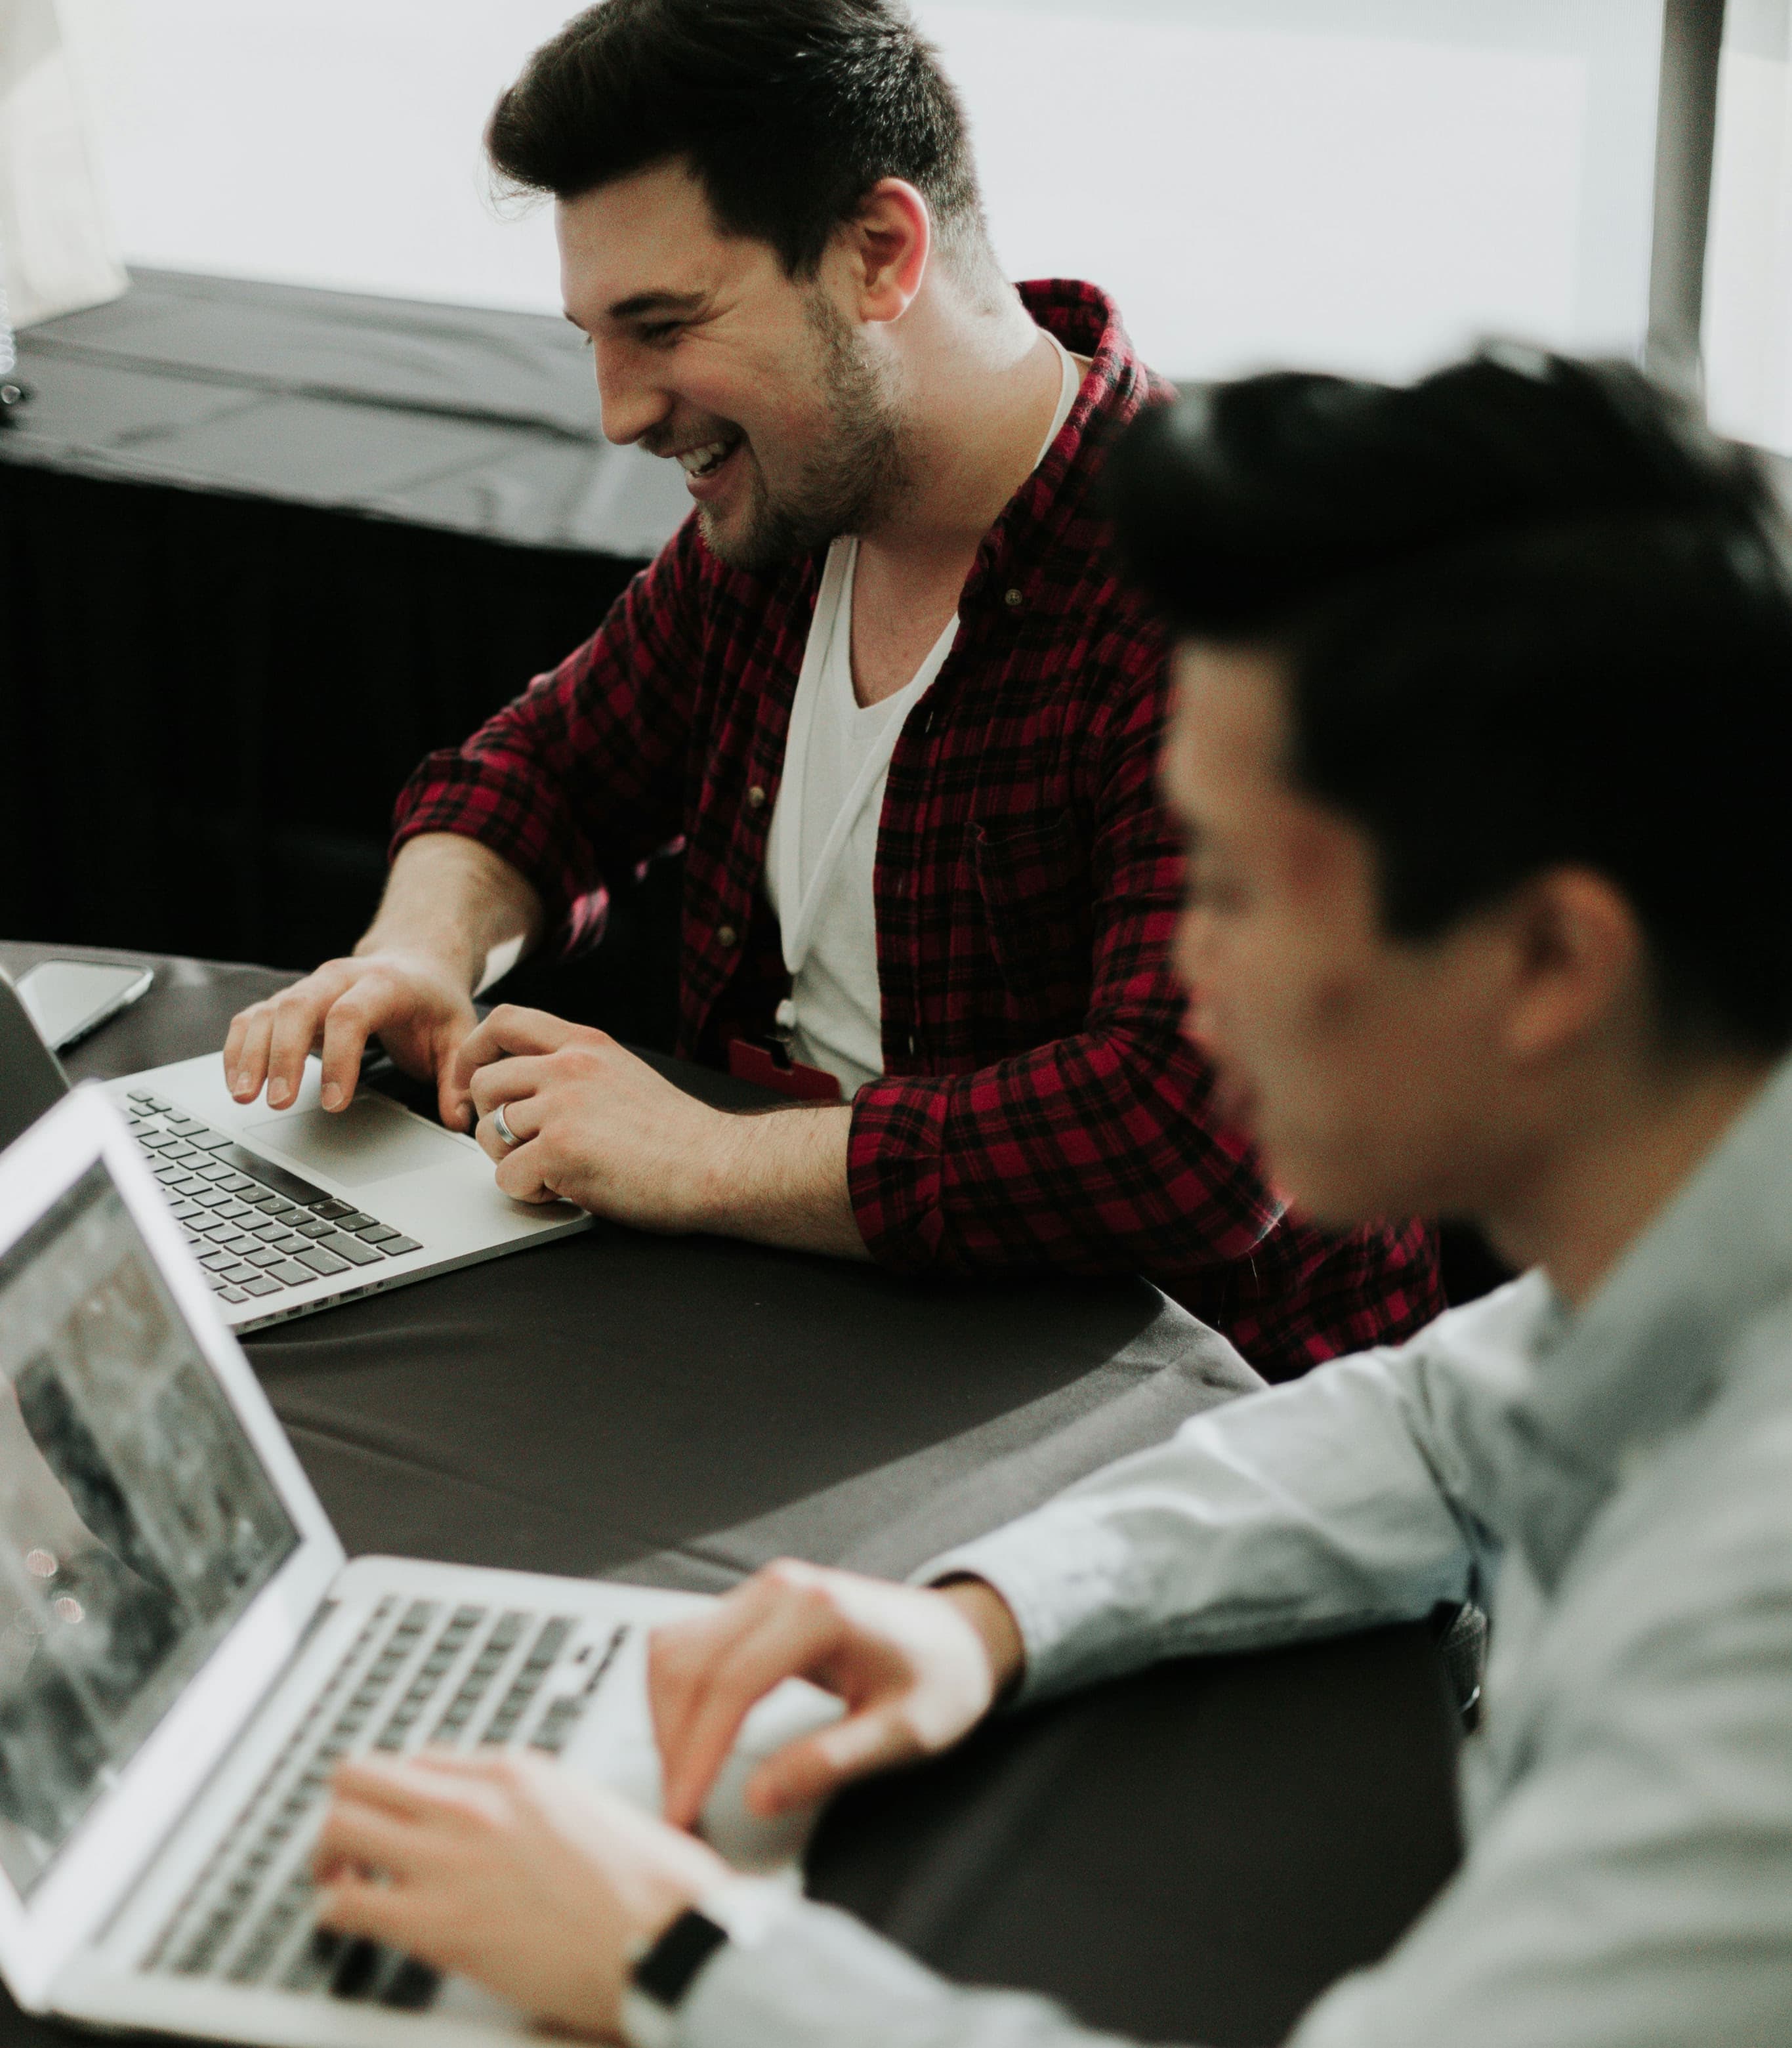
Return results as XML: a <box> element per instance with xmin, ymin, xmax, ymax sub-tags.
<box><xmin>1646</xmin><ymin>0</ymin><xmax>1729</xmax><ymax>397</ymax></box>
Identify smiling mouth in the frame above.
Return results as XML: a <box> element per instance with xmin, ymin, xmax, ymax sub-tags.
<box><xmin>675</xmin><ymin>431</ymin><xmax>743</xmax><ymax>478</ymax></box>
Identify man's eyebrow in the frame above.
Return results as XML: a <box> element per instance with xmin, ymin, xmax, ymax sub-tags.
<box><xmin>603</xmin><ymin>289</ymin><xmax>708</xmax><ymax>323</ymax></box>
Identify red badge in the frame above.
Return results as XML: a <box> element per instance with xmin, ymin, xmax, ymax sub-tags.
<box><xmin>726</xmin><ymin>1037</ymin><xmax>844</xmax><ymax>1104</ymax></box>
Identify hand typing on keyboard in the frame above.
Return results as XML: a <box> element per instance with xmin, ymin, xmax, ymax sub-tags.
<box><xmin>223</xmin><ymin>948</ymin><xmax>480</xmax><ymax>1126</ymax></box>
<box><xmin>312</xmin><ymin>1751</ymin><xmax>727</xmax><ymax>2039</ymax></box>
<box><xmin>219</xmin><ymin>835</ymin><xmax>545</xmax><ymax>1125</ymax></box>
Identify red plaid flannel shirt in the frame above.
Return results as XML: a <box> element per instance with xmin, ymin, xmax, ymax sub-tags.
<box><xmin>392</xmin><ymin>280</ymin><xmax>1442</xmax><ymax>1379</ymax></box>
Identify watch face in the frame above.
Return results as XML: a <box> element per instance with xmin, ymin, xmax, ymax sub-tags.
<box><xmin>632</xmin><ymin>1908</ymin><xmax>731</xmax><ymax>2009</ymax></box>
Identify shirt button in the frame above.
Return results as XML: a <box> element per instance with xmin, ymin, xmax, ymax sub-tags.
<box><xmin>717</xmin><ymin>925</ymin><xmax>738</xmax><ymax>950</ymax></box>
<box><xmin>1004</xmin><ymin>587</ymin><xmax>1024</xmax><ymax>608</ymax></box>
<box><xmin>746</xmin><ymin>785</ymin><xmax>766</xmax><ymax>809</ymax></box>
<box><xmin>907</xmin><ymin>1033</ymin><xmax>917</xmax><ymax>1056</ymax></box>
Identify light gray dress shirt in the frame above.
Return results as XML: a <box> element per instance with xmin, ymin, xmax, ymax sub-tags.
<box><xmin>678</xmin><ymin>1058</ymin><xmax>1792</xmax><ymax>2048</ymax></box>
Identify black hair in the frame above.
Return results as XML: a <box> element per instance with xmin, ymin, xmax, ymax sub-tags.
<box><xmin>486</xmin><ymin>0</ymin><xmax>988</xmax><ymax>278</ymax></box>
<box><xmin>1108</xmin><ymin>350</ymin><xmax>1792</xmax><ymax>1055</ymax></box>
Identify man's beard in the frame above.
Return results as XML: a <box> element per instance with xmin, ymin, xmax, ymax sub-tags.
<box><xmin>699</xmin><ymin>291</ymin><xmax>908</xmax><ymax>574</ymax></box>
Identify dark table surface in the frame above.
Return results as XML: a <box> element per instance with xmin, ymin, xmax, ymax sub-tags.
<box><xmin>0</xmin><ymin>940</ymin><xmax>1464</xmax><ymax>2048</ymax></box>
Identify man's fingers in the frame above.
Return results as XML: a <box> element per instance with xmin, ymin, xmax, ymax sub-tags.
<box><xmin>449</xmin><ymin>1007</ymin><xmax>579</xmax><ymax>1090</ymax></box>
<box><xmin>317</xmin><ymin>997</ymin><xmax>382</xmax><ymax>1113</ymax></box>
<box><xmin>491</xmin><ymin>1136</ymin><xmax>560</xmax><ymax>1205</ymax></box>
<box><xmin>657</xmin><ymin>1605</ymin><xmax>842</xmax><ymax>1830</ymax></box>
<box><xmin>434</xmin><ymin>1022</ymin><xmax>478</xmax><ymax>1133</ymax></box>
<box><xmin>222</xmin><ymin>1007</ymin><xmax>254</xmax><ymax>1085</ymax></box>
<box><xmin>263</xmin><ymin>990</ymin><xmax>333</xmax><ymax>1109</ymax></box>
<box><xmin>330</xmin><ymin>1752</ymin><xmax>505</xmax><ymax>1820</ymax></box>
<box><xmin>314</xmin><ymin>1874</ymin><xmax>424</xmax><ymax>1952</ymax></box>
<box><xmin>743</xmin><ymin>1707</ymin><xmax>917</xmax><ymax>1816</ymax></box>
<box><xmin>224</xmin><ymin>1008</ymin><xmax>275</xmax><ymax>1101</ymax></box>
<box><xmin>648</xmin><ymin>1591</ymin><xmax>788</xmax><ymax>1784</ymax></box>
<box><xmin>467</xmin><ymin>1053</ymin><xmax>552</xmax><ymax>1117</ymax></box>
<box><xmin>476</xmin><ymin>1098</ymin><xmax>539</xmax><ymax>1165</ymax></box>
<box><xmin>311</xmin><ymin>1797</ymin><xmax>426</xmax><ymax>1885</ymax></box>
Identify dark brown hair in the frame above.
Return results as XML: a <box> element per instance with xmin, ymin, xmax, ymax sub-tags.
<box><xmin>487</xmin><ymin>0</ymin><xmax>989</xmax><ymax>278</ymax></box>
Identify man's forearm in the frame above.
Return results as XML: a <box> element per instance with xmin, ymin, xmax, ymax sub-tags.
<box><xmin>360</xmin><ymin>834</ymin><xmax>546</xmax><ymax>995</ymax></box>
<box><xmin>702</xmin><ymin>1104</ymin><xmax>870</xmax><ymax>1260</ymax></box>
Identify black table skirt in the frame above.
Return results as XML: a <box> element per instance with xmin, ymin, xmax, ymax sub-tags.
<box><xmin>0</xmin><ymin>271</ymin><xmax>687</xmax><ymax>992</ymax></box>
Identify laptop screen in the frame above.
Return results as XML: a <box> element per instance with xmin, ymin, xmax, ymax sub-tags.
<box><xmin>0</xmin><ymin>1160</ymin><xmax>299</xmax><ymax>1896</ymax></box>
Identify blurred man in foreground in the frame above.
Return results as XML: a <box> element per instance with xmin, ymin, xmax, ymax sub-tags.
<box><xmin>310</xmin><ymin>352</ymin><xmax>1792</xmax><ymax>2045</ymax></box>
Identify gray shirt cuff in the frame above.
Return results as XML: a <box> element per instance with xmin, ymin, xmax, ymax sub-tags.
<box><xmin>677</xmin><ymin>1896</ymin><xmax>1129</xmax><ymax>2048</ymax></box>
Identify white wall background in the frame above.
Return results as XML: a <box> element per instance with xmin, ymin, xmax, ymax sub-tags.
<box><xmin>58</xmin><ymin>0</ymin><xmax>1666</xmax><ymax>384</ymax></box>
<box><xmin>1704</xmin><ymin>0</ymin><xmax>1792</xmax><ymax>453</ymax></box>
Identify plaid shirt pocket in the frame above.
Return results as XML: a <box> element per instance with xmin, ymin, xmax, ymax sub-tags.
<box><xmin>972</xmin><ymin>813</ymin><xmax>1094</xmax><ymax>1026</ymax></box>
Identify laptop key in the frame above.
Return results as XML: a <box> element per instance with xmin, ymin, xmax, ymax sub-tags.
<box><xmin>296</xmin><ymin>1245</ymin><xmax>350</xmax><ymax>1276</ymax></box>
<box><xmin>329</xmin><ymin>1938</ymin><xmax>385</xmax><ymax>2000</ymax></box>
<box><xmin>381</xmin><ymin>1958</ymin><xmax>440</xmax><ymax>2010</ymax></box>
<box><xmin>322</xmin><ymin>1233</ymin><xmax>384</xmax><ymax>1266</ymax></box>
<box><xmin>385</xmin><ymin>1236</ymin><xmax>423</xmax><ymax>1256</ymax></box>
<box><xmin>295</xmin><ymin>1219</ymin><xmax>335</xmax><ymax>1240</ymax></box>
<box><xmin>242</xmin><ymin>1277</ymin><xmax>282</xmax><ymax>1297</ymax></box>
<box><xmin>268</xmin><ymin>1260</ymin><xmax>315</xmax><ymax>1285</ymax></box>
<box><xmin>312</xmin><ymin>1200</ymin><xmax>356</xmax><ymax>1221</ymax></box>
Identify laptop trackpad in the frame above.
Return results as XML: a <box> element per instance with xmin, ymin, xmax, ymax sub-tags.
<box><xmin>243</xmin><ymin>1095</ymin><xmax>478</xmax><ymax>1189</ymax></box>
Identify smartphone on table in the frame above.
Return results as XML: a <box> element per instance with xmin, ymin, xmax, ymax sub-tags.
<box><xmin>11</xmin><ymin>959</ymin><xmax>154</xmax><ymax>1050</ymax></box>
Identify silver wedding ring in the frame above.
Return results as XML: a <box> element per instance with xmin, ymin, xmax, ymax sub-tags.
<box><xmin>491</xmin><ymin>1103</ymin><xmax>519</xmax><ymax>1149</ymax></box>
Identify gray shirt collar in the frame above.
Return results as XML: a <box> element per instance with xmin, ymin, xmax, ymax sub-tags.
<box><xmin>1503</xmin><ymin>1051</ymin><xmax>1792</xmax><ymax>1590</ymax></box>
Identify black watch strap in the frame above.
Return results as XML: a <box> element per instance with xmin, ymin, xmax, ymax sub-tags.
<box><xmin>631</xmin><ymin>1908</ymin><xmax>731</xmax><ymax>2012</ymax></box>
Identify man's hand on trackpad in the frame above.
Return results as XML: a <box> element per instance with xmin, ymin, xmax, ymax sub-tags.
<box><xmin>647</xmin><ymin>1560</ymin><xmax>1025</xmax><ymax>1831</ymax></box>
<box><xmin>222</xmin><ymin>950</ymin><xmax>479</xmax><ymax>1131</ymax></box>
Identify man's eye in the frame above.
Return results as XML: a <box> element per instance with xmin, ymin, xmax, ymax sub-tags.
<box><xmin>638</xmin><ymin>322</ymin><xmax>683</xmax><ymax>346</ymax></box>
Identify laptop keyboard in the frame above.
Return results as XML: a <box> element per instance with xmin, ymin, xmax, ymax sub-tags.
<box><xmin>140</xmin><ymin>1595</ymin><xmax>629</xmax><ymax>2007</ymax></box>
<box><xmin>120</xmin><ymin>1091</ymin><xmax>422</xmax><ymax>1305</ymax></box>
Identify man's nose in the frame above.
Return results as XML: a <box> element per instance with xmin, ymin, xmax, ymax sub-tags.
<box><xmin>593</xmin><ymin>341</ymin><xmax>672</xmax><ymax>448</ymax></box>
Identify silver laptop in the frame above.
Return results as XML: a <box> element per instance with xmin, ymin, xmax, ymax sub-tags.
<box><xmin>0</xmin><ymin>970</ymin><xmax>591</xmax><ymax>1333</ymax></box>
<box><xmin>0</xmin><ymin>1085</ymin><xmax>828</xmax><ymax>2047</ymax></box>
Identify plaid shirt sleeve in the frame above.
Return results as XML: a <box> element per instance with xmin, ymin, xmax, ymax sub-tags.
<box><xmin>846</xmin><ymin>628</ymin><xmax>1280</xmax><ymax>1282</ymax></box>
<box><xmin>388</xmin><ymin>518</ymin><xmax>707</xmax><ymax>949</ymax></box>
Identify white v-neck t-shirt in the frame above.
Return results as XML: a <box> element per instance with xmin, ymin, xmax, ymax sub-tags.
<box><xmin>764</xmin><ymin>335</ymin><xmax>1085</xmax><ymax>1096</ymax></box>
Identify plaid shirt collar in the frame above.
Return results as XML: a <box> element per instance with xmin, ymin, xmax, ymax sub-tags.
<box><xmin>753</xmin><ymin>278</ymin><xmax>1161</xmax><ymax>629</ymax></box>
<box><xmin>959</xmin><ymin>278</ymin><xmax>1163</xmax><ymax>600</ymax></box>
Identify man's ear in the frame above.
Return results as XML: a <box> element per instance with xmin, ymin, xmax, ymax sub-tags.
<box><xmin>1500</xmin><ymin>867</ymin><xmax>1648</xmax><ymax>1062</ymax></box>
<box><xmin>841</xmin><ymin>178</ymin><xmax>931</xmax><ymax>324</ymax></box>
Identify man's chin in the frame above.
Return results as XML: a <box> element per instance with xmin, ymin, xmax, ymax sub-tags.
<box><xmin>696</xmin><ymin>492</ymin><xmax>801</xmax><ymax>576</ymax></box>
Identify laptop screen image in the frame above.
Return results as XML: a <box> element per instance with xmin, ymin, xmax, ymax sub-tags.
<box><xmin>0</xmin><ymin>1161</ymin><xmax>300</xmax><ymax>1897</ymax></box>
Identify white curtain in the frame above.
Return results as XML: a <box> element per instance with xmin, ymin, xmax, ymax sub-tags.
<box><xmin>0</xmin><ymin>0</ymin><xmax>125</xmax><ymax>328</ymax></box>
<box><xmin>1704</xmin><ymin>0</ymin><xmax>1792</xmax><ymax>451</ymax></box>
